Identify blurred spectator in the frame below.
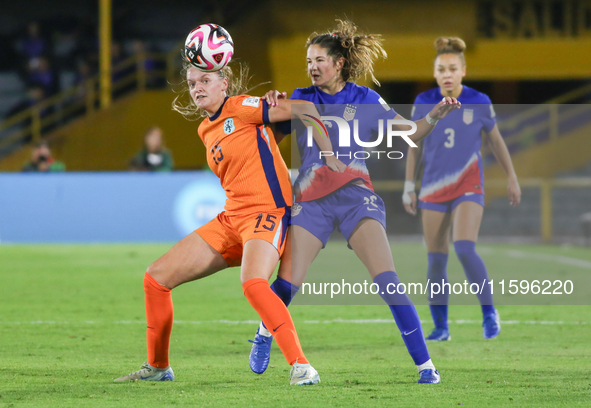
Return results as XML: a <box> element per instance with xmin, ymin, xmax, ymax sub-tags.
<box><xmin>52</xmin><ymin>18</ymin><xmax>83</xmax><ymax>70</ymax></box>
<box><xmin>112</xmin><ymin>41</ymin><xmax>136</xmax><ymax>96</ymax></box>
<box><xmin>22</xmin><ymin>141</ymin><xmax>65</xmax><ymax>172</ymax></box>
<box><xmin>2</xmin><ymin>87</ymin><xmax>53</xmax><ymax>152</ymax></box>
<box><xmin>111</xmin><ymin>41</ymin><xmax>129</xmax><ymax>83</ymax></box>
<box><xmin>27</xmin><ymin>56</ymin><xmax>59</xmax><ymax>97</ymax></box>
<box><xmin>74</xmin><ymin>59</ymin><xmax>93</xmax><ymax>85</ymax></box>
<box><xmin>131</xmin><ymin>39</ymin><xmax>165</xmax><ymax>88</ymax></box>
<box><xmin>15</xmin><ymin>21</ymin><xmax>49</xmax><ymax>67</ymax></box>
<box><xmin>129</xmin><ymin>126</ymin><xmax>173</xmax><ymax>171</ymax></box>
<box><xmin>61</xmin><ymin>59</ymin><xmax>95</xmax><ymax>122</ymax></box>
<box><xmin>73</xmin><ymin>59</ymin><xmax>95</xmax><ymax>100</ymax></box>
<box><xmin>131</xmin><ymin>40</ymin><xmax>155</xmax><ymax>69</ymax></box>
<box><xmin>5</xmin><ymin>86</ymin><xmax>46</xmax><ymax>119</ymax></box>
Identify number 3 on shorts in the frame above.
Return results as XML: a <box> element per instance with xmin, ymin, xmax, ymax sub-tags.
<box><xmin>255</xmin><ymin>213</ymin><xmax>277</xmax><ymax>232</ymax></box>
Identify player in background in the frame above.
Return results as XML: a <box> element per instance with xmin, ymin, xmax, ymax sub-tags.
<box><xmin>114</xmin><ymin>60</ymin><xmax>341</xmax><ymax>385</ymax></box>
<box><xmin>403</xmin><ymin>37</ymin><xmax>521</xmax><ymax>341</ymax></box>
<box><xmin>249</xmin><ymin>19</ymin><xmax>460</xmax><ymax>384</ymax></box>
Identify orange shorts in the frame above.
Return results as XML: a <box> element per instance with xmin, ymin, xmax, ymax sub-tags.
<box><xmin>196</xmin><ymin>207</ymin><xmax>290</xmax><ymax>267</ymax></box>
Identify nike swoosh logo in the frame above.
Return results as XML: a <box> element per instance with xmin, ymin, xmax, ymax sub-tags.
<box><xmin>297</xmin><ymin>370</ymin><xmax>308</xmax><ymax>378</ymax></box>
<box><xmin>273</xmin><ymin>322</ymin><xmax>286</xmax><ymax>332</ymax></box>
<box><xmin>254</xmin><ymin>230</ymin><xmax>267</xmax><ymax>233</ymax></box>
<box><xmin>147</xmin><ymin>326</ymin><xmax>155</xmax><ymax>329</ymax></box>
<box><xmin>367</xmin><ymin>208</ymin><xmax>378</xmax><ymax>211</ymax></box>
<box><xmin>403</xmin><ymin>328</ymin><xmax>418</xmax><ymax>336</ymax></box>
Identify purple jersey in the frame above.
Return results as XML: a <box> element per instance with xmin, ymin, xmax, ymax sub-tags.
<box><xmin>280</xmin><ymin>82</ymin><xmax>397</xmax><ymax>201</ymax></box>
<box><xmin>411</xmin><ymin>86</ymin><xmax>496</xmax><ymax>203</ymax></box>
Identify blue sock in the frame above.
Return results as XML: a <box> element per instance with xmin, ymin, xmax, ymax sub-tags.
<box><xmin>427</xmin><ymin>252</ymin><xmax>449</xmax><ymax>330</ymax></box>
<box><xmin>373</xmin><ymin>271</ymin><xmax>431</xmax><ymax>366</ymax></box>
<box><xmin>261</xmin><ymin>277</ymin><xmax>300</xmax><ymax>332</ymax></box>
<box><xmin>454</xmin><ymin>240</ymin><xmax>495</xmax><ymax>317</ymax></box>
<box><xmin>270</xmin><ymin>276</ymin><xmax>300</xmax><ymax>307</ymax></box>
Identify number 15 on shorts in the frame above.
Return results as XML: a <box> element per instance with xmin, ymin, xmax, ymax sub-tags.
<box><xmin>254</xmin><ymin>213</ymin><xmax>277</xmax><ymax>232</ymax></box>
<box><xmin>364</xmin><ymin>195</ymin><xmax>379</xmax><ymax>211</ymax></box>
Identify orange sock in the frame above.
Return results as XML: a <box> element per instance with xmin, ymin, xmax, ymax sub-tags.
<box><xmin>242</xmin><ymin>278</ymin><xmax>308</xmax><ymax>365</ymax></box>
<box><xmin>144</xmin><ymin>273</ymin><xmax>173</xmax><ymax>368</ymax></box>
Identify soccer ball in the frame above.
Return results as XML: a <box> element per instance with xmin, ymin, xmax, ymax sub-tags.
<box><xmin>184</xmin><ymin>24</ymin><xmax>234</xmax><ymax>72</ymax></box>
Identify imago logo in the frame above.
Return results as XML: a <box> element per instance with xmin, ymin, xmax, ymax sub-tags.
<box><xmin>306</xmin><ymin>116</ymin><xmax>418</xmax><ymax>160</ymax></box>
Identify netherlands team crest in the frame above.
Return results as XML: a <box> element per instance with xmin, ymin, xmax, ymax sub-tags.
<box><xmin>224</xmin><ymin>118</ymin><xmax>235</xmax><ymax>134</ymax></box>
<box><xmin>463</xmin><ymin>109</ymin><xmax>474</xmax><ymax>125</ymax></box>
<box><xmin>343</xmin><ymin>104</ymin><xmax>356</xmax><ymax>121</ymax></box>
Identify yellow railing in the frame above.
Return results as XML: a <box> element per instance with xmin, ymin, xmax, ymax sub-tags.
<box><xmin>0</xmin><ymin>45</ymin><xmax>184</xmax><ymax>155</ymax></box>
<box><xmin>482</xmin><ymin>90</ymin><xmax>591</xmax><ymax>159</ymax></box>
<box><xmin>372</xmin><ymin>177</ymin><xmax>591</xmax><ymax>244</ymax></box>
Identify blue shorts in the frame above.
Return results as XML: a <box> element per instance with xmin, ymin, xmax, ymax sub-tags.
<box><xmin>291</xmin><ymin>185</ymin><xmax>387</xmax><ymax>247</ymax></box>
<box><xmin>418</xmin><ymin>193</ymin><xmax>484</xmax><ymax>214</ymax></box>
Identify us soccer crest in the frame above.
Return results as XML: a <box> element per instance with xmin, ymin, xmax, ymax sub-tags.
<box><xmin>291</xmin><ymin>203</ymin><xmax>302</xmax><ymax>217</ymax></box>
<box><xmin>343</xmin><ymin>104</ymin><xmax>356</xmax><ymax>121</ymax></box>
<box><xmin>224</xmin><ymin>118</ymin><xmax>235</xmax><ymax>134</ymax></box>
<box><xmin>463</xmin><ymin>109</ymin><xmax>474</xmax><ymax>125</ymax></box>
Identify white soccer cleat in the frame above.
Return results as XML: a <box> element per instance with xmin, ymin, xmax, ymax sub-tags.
<box><xmin>289</xmin><ymin>362</ymin><xmax>320</xmax><ymax>385</ymax></box>
<box><xmin>114</xmin><ymin>362</ymin><xmax>175</xmax><ymax>382</ymax></box>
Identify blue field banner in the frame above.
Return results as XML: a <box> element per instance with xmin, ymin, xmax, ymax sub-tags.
<box><xmin>0</xmin><ymin>172</ymin><xmax>226</xmax><ymax>243</ymax></box>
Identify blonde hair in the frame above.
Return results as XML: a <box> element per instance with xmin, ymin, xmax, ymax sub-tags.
<box><xmin>434</xmin><ymin>37</ymin><xmax>466</xmax><ymax>66</ymax></box>
<box><xmin>172</xmin><ymin>60</ymin><xmax>252</xmax><ymax>120</ymax></box>
<box><xmin>307</xmin><ymin>19</ymin><xmax>387</xmax><ymax>86</ymax></box>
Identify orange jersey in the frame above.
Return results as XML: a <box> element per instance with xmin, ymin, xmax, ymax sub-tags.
<box><xmin>198</xmin><ymin>95</ymin><xmax>292</xmax><ymax>215</ymax></box>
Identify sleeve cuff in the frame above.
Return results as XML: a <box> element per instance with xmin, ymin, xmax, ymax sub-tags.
<box><xmin>262</xmin><ymin>100</ymin><xmax>270</xmax><ymax>124</ymax></box>
<box><xmin>276</xmin><ymin>120</ymin><xmax>292</xmax><ymax>135</ymax></box>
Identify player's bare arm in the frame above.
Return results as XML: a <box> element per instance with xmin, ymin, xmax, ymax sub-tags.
<box><xmin>483</xmin><ymin>125</ymin><xmax>522</xmax><ymax>206</ymax></box>
<box><xmin>268</xmin><ymin>98</ymin><xmax>346</xmax><ymax>172</ymax></box>
<box><xmin>261</xmin><ymin>90</ymin><xmax>289</xmax><ymax>143</ymax></box>
<box><xmin>391</xmin><ymin>97</ymin><xmax>461</xmax><ymax>145</ymax></box>
<box><xmin>403</xmin><ymin>141</ymin><xmax>423</xmax><ymax>215</ymax></box>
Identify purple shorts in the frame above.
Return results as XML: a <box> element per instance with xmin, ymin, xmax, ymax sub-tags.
<box><xmin>418</xmin><ymin>193</ymin><xmax>485</xmax><ymax>214</ymax></box>
<box><xmin>291</xmin><ymin>185</ymin><xmax>387</xmax><ymax>247</ymax></box>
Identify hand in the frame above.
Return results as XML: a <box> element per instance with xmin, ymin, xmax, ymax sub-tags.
<box><xmin>325</xmin><ymin>156</ymin><xmax>347</xmax><ymax>172</ymax></box>
<box><xmin>261</xmin><ymin>90</ymin><xmax>287</xmax><ymax>107</ymax></box>
<box><xmin>429</xmin><ymin>96</ymin><xmax>461</xmax><ymax>120</ymax></box>
<box><xmin>508</xmin><ymin>177</ymin><xmax>521</xmax><ymax>207</ymax></box>
<box><xmin>403</xmin><ymin>191</ymin><xmax>417</xmax><ymax>215</ymax></box>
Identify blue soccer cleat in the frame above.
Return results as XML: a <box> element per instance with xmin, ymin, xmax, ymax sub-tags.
<box><xmin>418</xmin><ymin>369</ymin><xmax>441</xmax><ymax>384</ymax></box>
<box><xmin>425</xmin><ymin>328</ymin><xmax>451</xmax><ymax>341</ymax></box>
<box><xmin>114</xmin><ymin>362</ymin><xmax>174</xmax><ymax>382</ymax></box>
<box><xmin>483</xmin><ymin>310</ymin><xmax>501</xmax><ymax>339</ymax></box>
<box><xmin>248</xmin><ymin>328</ymin><xmax>273</xmax><ymax>374</ymax></box>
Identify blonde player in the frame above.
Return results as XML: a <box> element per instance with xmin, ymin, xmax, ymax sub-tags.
<box><xmin>114</xmin><ymin>59</ymin><xmax>342</xmax><ymax>385</ymax></box>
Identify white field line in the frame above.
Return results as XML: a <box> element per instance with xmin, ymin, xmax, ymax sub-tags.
<box><xmin>478</xmin><ymin>247</ymin><xmax>591</xmax><ymax>269</ymax></box>
<box><xmin>0</xmin><ymin>319</ymin><xmax>587</xmax><ymax>325</ymax></box>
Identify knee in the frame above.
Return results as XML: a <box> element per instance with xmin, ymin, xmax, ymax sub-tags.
<box><xmin>373</xmin><ymin>270</ymin><xmax>400</xmax><ymax>287</ymax></box>
<box><xmin>425</xmin><ymin>239</ymin><xmax>448</xmax><ymax>254</ymax></box>
<box><xmin>453</xmin><ymin>240</ymin><xmax>476</xmax><ymax>261</ymax></box>
<box><xmin>146</xmin><ymin>261</ymin><xmax>174</xmax><ymax>289</ymax></box>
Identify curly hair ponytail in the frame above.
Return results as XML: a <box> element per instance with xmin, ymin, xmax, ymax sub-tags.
<box><xmin>307</xmin><ymin>19</ymin><xmax>387</xmax><ymax>86</ymax></box>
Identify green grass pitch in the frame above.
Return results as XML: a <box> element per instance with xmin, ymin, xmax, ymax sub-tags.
<box><xmin>0</xmin><ymin>242</ymin><xmax>590</xmax><ymax>407</ymax></box>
